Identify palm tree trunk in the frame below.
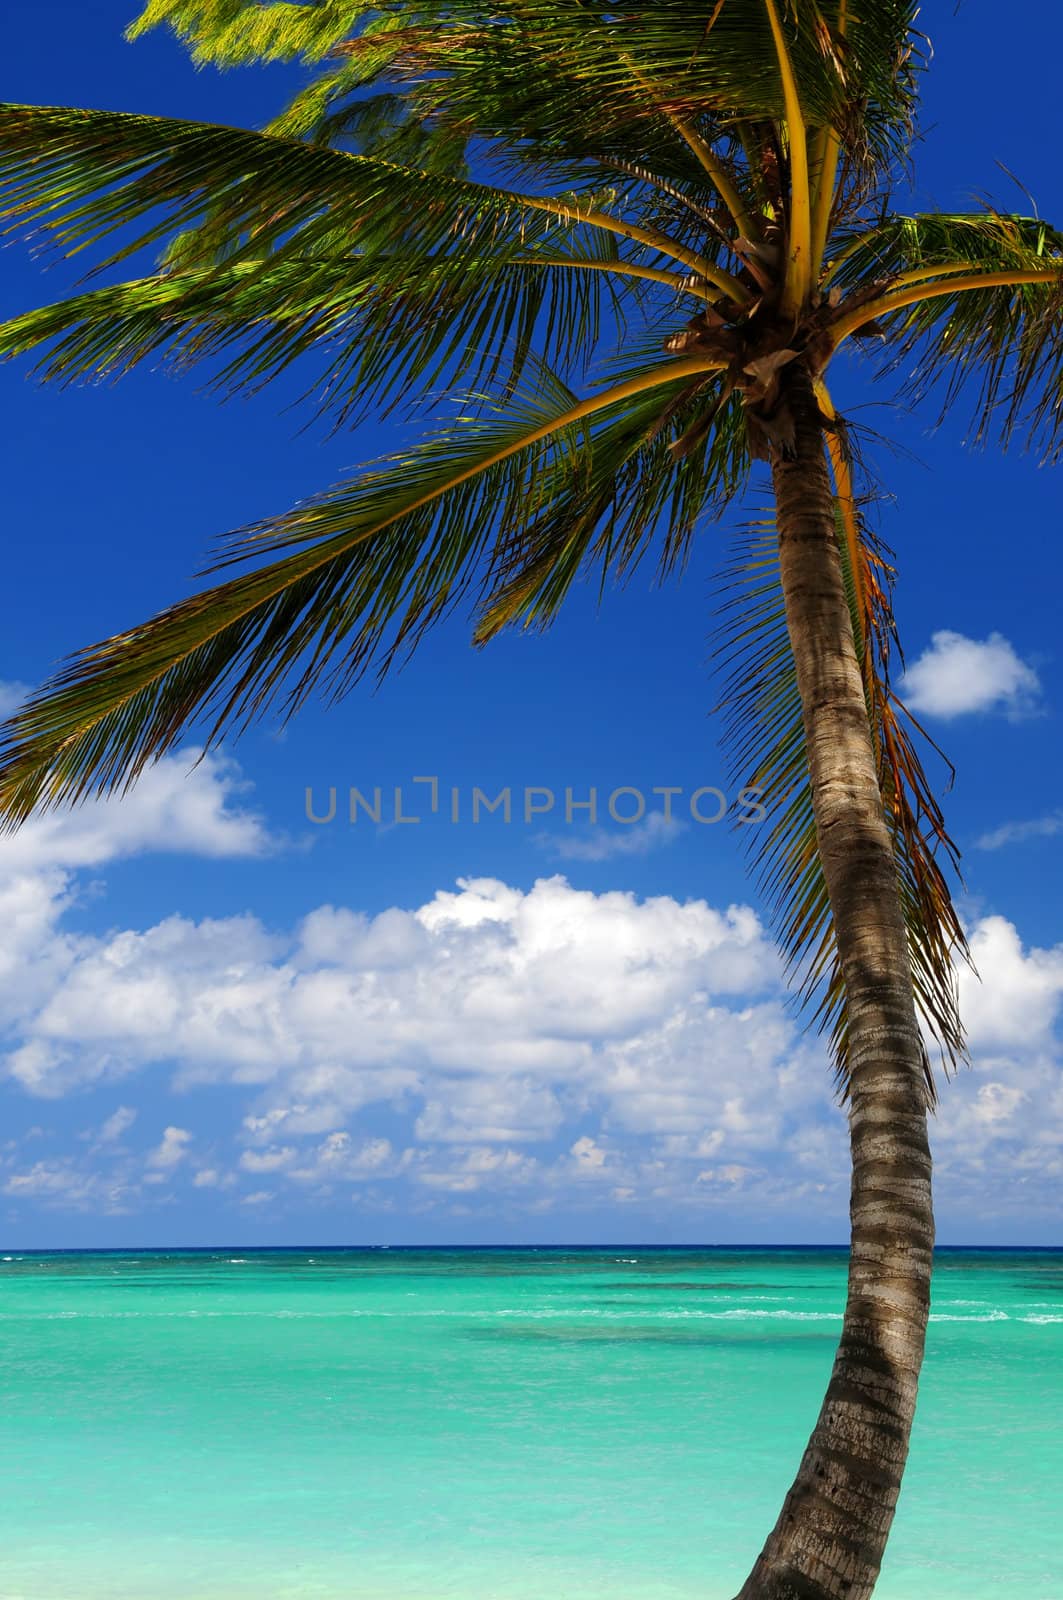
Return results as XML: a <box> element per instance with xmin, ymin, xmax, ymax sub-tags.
<box><xmin>735</xmin><ymin>360</ymin><xmax>934</xmax><ymax>1600</ymax></box>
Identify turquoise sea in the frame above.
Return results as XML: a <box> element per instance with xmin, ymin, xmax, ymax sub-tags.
<box><xmin>0</xmin><ymin>1247</ymin><xmax>1060</xmax><ymax>1600</ymax></box>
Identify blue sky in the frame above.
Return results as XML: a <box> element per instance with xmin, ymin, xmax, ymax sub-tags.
<box><xmin>1</xmin><ymin>3</ymin><xmax>1061</xmax><ymax>1248</ymax></box>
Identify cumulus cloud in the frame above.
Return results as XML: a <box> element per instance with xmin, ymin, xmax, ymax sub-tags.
<box><xmin>957</xmin><ymin>916</ymin><xmax>1063</xmax><ymax>1050</ymax></box>
<box><xmin>902</xmin><ymin>630</ymin><xmax>1041</xmax><ymax>719</ymax></box>
<box><xmin>570</xmin><ymin>1134</ymin><xmax>607</xmax><ymax>1170</ymax></box>
<box><xmin>415</xmin><ymin>1077</ymin><xmax>562</xmax><ymax>1144</ymax></box>
<box><xmin>1</xmin><ymin>759</ymin><xmax>1062</xmax><ymax>1226</ymax></box>
<box><xmin>0</xmin><ymin>748</ymin><xmax>274</xmax><ymax>878</ymax></box>
<box><xmin>4</xmin><ymin>1160</ymin><xmax>91</xmax><ymax>1199</ymax></box>
<box><xmin>0</xmin><ymin>751</ymin><xmax>281</xmax><ymax>1096</ymax></box>
<box><xmin>416</xmin><ymin>1145</ymin><xmax>537</xmax><ymax>1193</ymax></box>
<box><xmin>191</xmin><ymin>1167</ymin><xmax>237</xmax><ymax>1191</ymax></box>
<box><xmin>912</xmin><ymin>917</ymin><xmax>1063</xmax><ymax>1224</ymax></box>
<box><xmin>4</xmin><ymin>874</ymin><xmax>779</xmax><ymax>1130</ymax></box>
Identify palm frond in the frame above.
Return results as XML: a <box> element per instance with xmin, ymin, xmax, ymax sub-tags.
<box><xmin>0</xmin><ymin>355</ymin><xmax>729</xmax><ymax>824</ymax></box>
<box><xmin>763</xmin><ymin>0</ymin><xmax>813</xmax><ymax>317</ymax></box>
<box><xmin>827</xmin><ymin>210</ymin><xmax>1063</xmax><ymax>457</ymax></box>
<box><xmin>0</xmin><ymin>229</ymin><xmax>652</xmax><ymax>424</ymax></box>
<box><xmin>0</xmin><ymin>99</ymin><xmax>756</xmax><ymax>424</ymax></box>
<box><xmin>825</xmin><ymin>209</ymin><xmax>1063</xmax><ymax>289</ymax></box>
<box><xmin>268</xmin><ymin>65</ymin><xmax>470</xmax><ymax>175</ymax></box>
<box><xmin>0</xmin><ymin>102</ymin><xmax>721</xmax><ymax>286</ymax></box>
<box><xmin>128</xmin><ymin>0</ymin><xmax>372</xmax><ymax>63</ymax></box>
<box><xmin>475</xmin><ymin>377</ymin><xmax>749</xmax><ymax>641</ymax></box>
<box><xmin>130</xmin><ymin>2</ymin><xmax>920</xmax><ymax>197</ymax></box>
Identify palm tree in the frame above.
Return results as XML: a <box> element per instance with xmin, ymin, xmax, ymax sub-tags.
<box><xmin>0</xmin><ymin>3</ymin><xmax>1060</xmax><ymax>1595</ymax></box>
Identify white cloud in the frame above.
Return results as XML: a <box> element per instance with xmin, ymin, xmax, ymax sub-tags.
<box><xmin>0</xmin><ymin>748</ymin><xmax>278</xmax><ymax>1065</ymax></box>
<box><xmin>191</xmin><ymin>1167</ymin><xmax>237</xmax><ymax>1191</ymax></box>
<box><xmin>4</xmin><ymin>1160</ymin><xmax>92</xmax><ymax>1199</ymax></box>
<box><xmin>286</xmin><ymin>1132</ymin><xmax>400</xmax><ymax>1187</ymax></box>
<box><xmin>414</xmin><ymin>1077</ymin><xmax>562</xmax><ymax>1144</ymax></box>
<box><xmin>696</xmin><ymin>1163</ymin><xmax>753</xmax><ymax>1186</ymax></box>
<box><xmin>2</xmin><ymin>1158</ymin><xmax>134</xmax><ymax>1213</ymax></box>
<box><xmin>239</xmin><ymin>1145</ymin><xmax>296</xmax><ymax>1173</ymax></box>
<box><xmin>902</xmin><ymin>630</ymin><xmax>1041</xmax><ymax>719</ymax></box>
<box><xmin>98</xmin><ymin>1106</ymin><xmax>137</xmax><ymax>1143</ymax></box>
<box><xmin>537</xmin><ymin>811</ymin><xmax>685</xmax><ymax>862</ymax></box>
<box><xmin>919</xmin><ymin>917</ymin><xmax>1063</xmax><ymax>1224</ymax></box>
<box><xmin>957</xmin><ymin>916</ymin><xmax>1063</xmax><ymax>1049</ymax></box>
<box><xmin>977</xmin><ymin>812</ymin><xmax>1063</xmax><ymax>851</ymax></box>
<box><xmin>0</xmin><ymin>680</ymin><xmax>31</xmax><ymax>718</ymax></box>
<box><xmin>570</xmin><ymin>1134</ymin><xmax>607</xmax><ymax>1170</ymax></box>
<box><xmin>1</xmin><ymin>763</ymin><xmax>1062</xmax><ymax>1226</ymax></box>
<box><xmin>146</xmin><ymin>1126</ymin><xmax>192</xmax><ymax>1170</ymax></box>
<box><xmin>416</xmin><ymin>1146</ymin><xmax>536</xmax><ymax>1193</ymax></box>
<box><xmin>0</xmin><ymin>748</ymin><xmax>274</xmax><ymax>877</ymax></box>
<box><xmin>4</xmin><ymin>875</ymin><xmax>778</xmax><ymax>1125</ymax></box>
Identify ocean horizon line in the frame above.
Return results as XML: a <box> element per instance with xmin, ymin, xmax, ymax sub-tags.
<box><xmin>2</xmin><ymin>1240</ymin><xmax>1060</xmax><ymax>1254</ymax></box>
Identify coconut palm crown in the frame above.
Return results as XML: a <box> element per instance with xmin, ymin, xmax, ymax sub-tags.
<box><xmin>1</xmin><ymin>5</ymin><xmax>1061</xmax><ymax>1598</ymax></box>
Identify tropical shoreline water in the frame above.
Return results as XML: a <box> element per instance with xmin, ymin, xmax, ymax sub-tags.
<box><xmin>1</xmin><ymin>1246</ymin><xmax>1060</xmax><ymax>1600</ymax></box>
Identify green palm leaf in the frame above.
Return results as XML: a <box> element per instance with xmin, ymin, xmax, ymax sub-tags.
<box><xmin>0</xmin><ymin>102</ymin><xmax>718</xmax><ymax>283</ymax></box>
<box><xmin>0</xmin><ymin>100</ymin><xmax>746</xmax><ymax>417</ymax></box>
<box><xmin>131</xmin><ymin>1</ymin><xmax>919</xmax><ymax>178</ymax></box>
<box><xmin>0</xmin><ymin>240</ymin><xmax>632</xmax><ymax>424</ymax></box>
<box><xmin>827</xmin><ymin>211</ymin><xmax>1063</xmax><ymax>454</ymax></box>
<box><xmin>0</xmin><ymin>355</ymin><xmax>726</xmax><ymax>824</ymax></box>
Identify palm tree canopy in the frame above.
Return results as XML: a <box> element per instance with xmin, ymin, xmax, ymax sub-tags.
<box><xmin>2</xmin><ymin>0</ymin><xmax>1061</xmax><ymax>1088</ymax></box>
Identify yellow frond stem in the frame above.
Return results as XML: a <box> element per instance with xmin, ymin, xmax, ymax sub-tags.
<box><xmin>808</xmin><ymin>0</ymin><xmax>845</xmax><ymax>279</ymax></box>
<box><xmin>283</xmin><ymin>357</ymin><xmax>729</xmax><ymax>562</ymax></box>
<box><xmin>823</xmin><ymin>250</ymin><xmax>1012</xmax><ymax>297</ymax></box>
<box><xmin>830</xmin><ymin>267</ymin><xmax>1063</xmax><ymax>347</ymax></box>
<box><xmin>764</xmin><ymin>0</ymin><xmax>812</xmax><ymax>319</ymax></box>
<box><xmin>814</xmin><ymin>379</ymin><xmax>865</xmax><ymax>644</ymax></box>
<box><xmin>518</xmin><ymin>192</ymin><xmax>750</xmax><ymax>303</ymax></box>
<box><xmin>664</xmin><ymin>113</ymin><xmax>762</xmax><ymax>244</ymax></box>
<box><xmin>809</xmin><ymin>126</ymin><xmax>841</xmax><ymax>280</ymax></box>
<box><xmin>819</xmin><ymin>226</ymin><xmax>883</xmax><ymax>287</ymax></box>
<box><xmin>517</xmin><ymin>257</ymin><xmax>726</xmax><ymax>306</ymax></box>
<box><xmin>616</xmin><ymin>53</ymin><xmax>761</xmax><ymax>243</ymax></box>
<box><xmin>886</xmin><ymin>262</ymin><xmax>1008</xmax><ymax>291</ymax></box>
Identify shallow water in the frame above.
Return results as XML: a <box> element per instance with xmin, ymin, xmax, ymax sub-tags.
<box><xmin>0</xmin><ymin>1247</ymin><xmax>1059</xmax><ymax>1598</ymax></box>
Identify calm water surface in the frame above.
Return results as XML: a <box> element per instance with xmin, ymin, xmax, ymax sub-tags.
<box><xmin>0</xmin><ymin>1247</ymin><xmax>1060</xmax><ymax>1599</ymax></box>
